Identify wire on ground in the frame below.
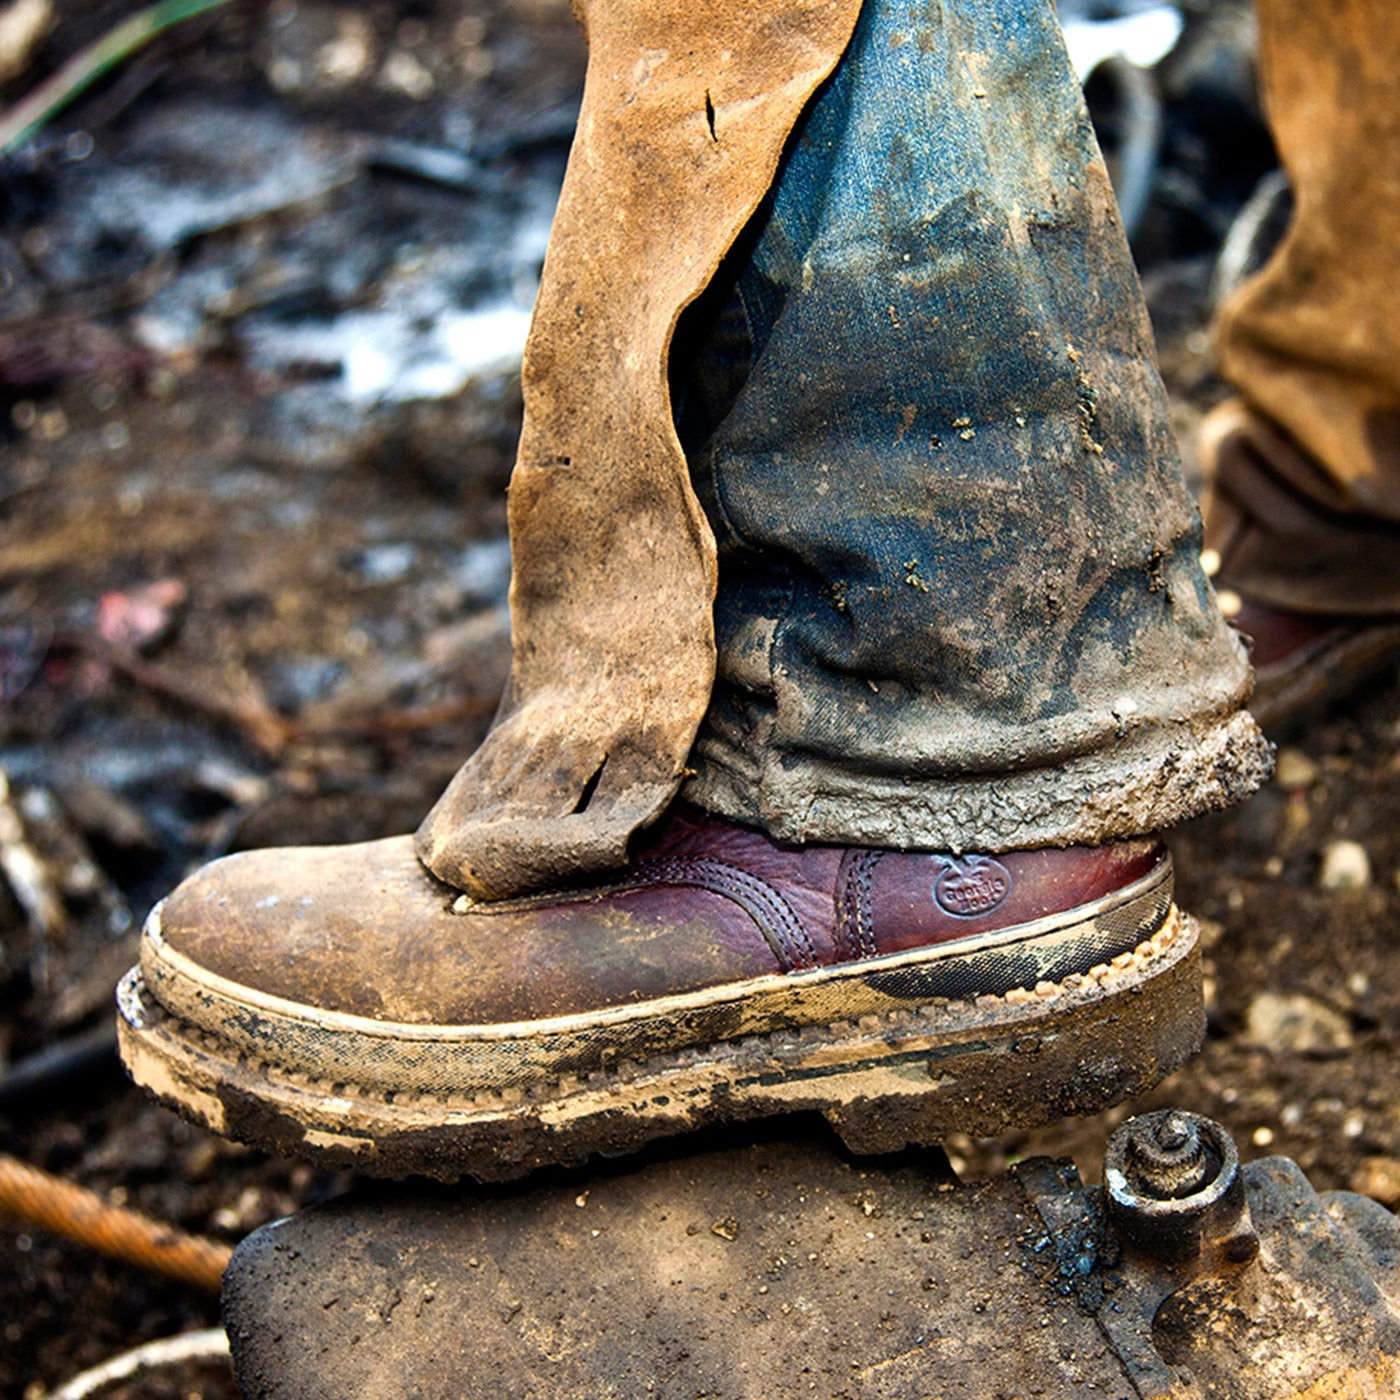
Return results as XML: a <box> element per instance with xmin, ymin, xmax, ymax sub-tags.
<box><xmin>46</xmin><ymin>1327</ymin><xmax>230</xmax><ymax>1400</ymax></box>
<box><xmin>0</xmin><ymin>1150</ymin><xmax>232</xmax><ymax>1292</ymax></box>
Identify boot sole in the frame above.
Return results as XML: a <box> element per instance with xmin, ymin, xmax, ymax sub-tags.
<box><xmin>116</xmin><ymin>869</ymin><xmax>1200</xmax><ymax>1181</ymax></box>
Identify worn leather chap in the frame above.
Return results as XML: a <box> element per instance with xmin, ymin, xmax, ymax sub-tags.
<box><xmin>417</xmin><ymin>0</ymin><xmax>864</xmax><ymax>898</ymax></box>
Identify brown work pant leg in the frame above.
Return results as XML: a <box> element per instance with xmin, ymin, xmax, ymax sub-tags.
<box><xmin>1207</xmin><ymin>0</ymin><xmax>1400</xmax><ymax>614</ymax></box>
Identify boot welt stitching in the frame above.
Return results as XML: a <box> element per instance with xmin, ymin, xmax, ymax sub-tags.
<box><xmin>136</xmin><ymin>867</ymin><xmax>1175</xmax><ymax>1099</ymax></box>
<box><xmin>143</xmin><ymin>861</ymin><xmax>1171</xmax><ymax>1042</ymax></box>
<box><xmin>120</xmin><ymin>905</ymin><xmax>1189</xmax><ymax>1118</ymax></box>
<box><xmin>835</xmin><ymin>848</ymin><xmax>883</xmax><ymax>961</ymax></box>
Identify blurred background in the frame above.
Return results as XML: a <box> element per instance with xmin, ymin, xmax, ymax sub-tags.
<box><xmin>1</xmin><ymin>0</ymin><xmax>1395</xmax><ymax>1393</ymax></box>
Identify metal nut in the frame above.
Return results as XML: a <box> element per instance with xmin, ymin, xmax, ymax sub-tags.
<box><xmin>1104</xmin><ymin>1110</ymin><xmax>1248</xmax><ymax>1263</ymax></box>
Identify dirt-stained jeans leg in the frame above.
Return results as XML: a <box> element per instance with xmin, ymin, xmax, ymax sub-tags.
<box><xmin>672</xmin><ymin>0</ymin><xmax>1268</xmax><ymax>852</ymax></box>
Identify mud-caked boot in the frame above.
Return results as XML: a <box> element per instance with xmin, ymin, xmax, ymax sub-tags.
<box><xmin>117</xmin><ymin>805</ymin><xmax>1199</xmax><ymax>1181</ymax></box>
<box><xmin>119</xmin><ymin>0</ymin><xmax>1267</xmax><ymax>1181</ymax></box>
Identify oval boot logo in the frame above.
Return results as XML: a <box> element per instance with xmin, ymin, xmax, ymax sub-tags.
<box><xmin>933</xmin><ymin>856</ymin><xmax>1011</xmax><ymax>917</ymax></box>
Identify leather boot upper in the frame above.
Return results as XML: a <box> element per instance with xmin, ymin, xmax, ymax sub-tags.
<box><xmin>151</xmin><ymin>806</ymin><xmax>1165</xmax><ymax>1027</ymax></box>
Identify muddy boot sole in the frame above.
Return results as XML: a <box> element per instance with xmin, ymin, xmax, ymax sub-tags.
<box><xmin>117</xmin><ymin>878</ymin><xmax>1201</xmax><ymax>1182</ymax></box>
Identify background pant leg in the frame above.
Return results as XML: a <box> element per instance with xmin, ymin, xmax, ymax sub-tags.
<box><xmin>674</xmin><ymin>0</ymin><xmax>1268</xmax><ymax>852</ymax></box>
<box><xmin>1209</xmin><ymin>0</ymin><xmax>1400</xmax><ymax>614</ymax></box>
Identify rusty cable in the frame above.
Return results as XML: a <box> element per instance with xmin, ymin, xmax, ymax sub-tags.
<box><xmin>0</xmin><ymin>1150</ymin><xmax>231</xmax><ymax>1293</ymax></box>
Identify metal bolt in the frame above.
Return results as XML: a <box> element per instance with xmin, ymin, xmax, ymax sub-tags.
<box><xmin>1125</xmin><ymin>1112</ymin><xmax>1212</xmax><ymax>1200</ymax></box>
<box><xmin>1156</xmin><ymin>1114</ymin><xmax>1189</xmax><ymax>1152</ymax></box>
<box><xmin>1105</xmin><ymin>1110</ymin><xmax>1248</xmax><ymax>1263</ymax></box>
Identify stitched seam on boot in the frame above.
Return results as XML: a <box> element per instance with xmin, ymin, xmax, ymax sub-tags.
<box><xmin>854</xmin><ymin>850</ymin><xmax>881</xmax><ymax>958</ymax></box>
<box><xmin>631</xmin><ymin>856</ymin><xmax>819</xmax><ymax>972</ymax></box>
<box><xmin>455</xmin><ymin>855</ymin><xmax>818</xmax><ymax>972</ymax></box>
<box><xmin>836</xmin><ymin>849</ymin><xmax>882</xmax><ymax>962</ymax></box>
<box><xmin>834</xmin><ymin>850</ymin><xmax>862</xmax><ymax>961</ymax></box>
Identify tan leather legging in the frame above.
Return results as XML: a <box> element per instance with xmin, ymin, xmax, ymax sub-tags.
<box><xmin>1208</xmin><ymin>0</ymin><xmax>1400</xmax><ymax>614</ymax></box>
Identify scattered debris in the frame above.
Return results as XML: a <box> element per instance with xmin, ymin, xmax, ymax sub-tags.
<box><xmin>1243</xmin><ymin>991</ymin><xmax>1353</xmax><ymax>1056</ymax></box>
<box><xmin>0</xmin><ymin>770</ymin><xmax>136</xmax><ymax>1027</ymax></box>
<box><xmin>1273</xmin><ymin>747</ymin><xmax>1318</xmax><ymax>790</ymax></box>
<box><xmin>1318</xmin><ymin>839</ymin><xmax>1371</xmax><ymax>891</ymax></box>
<box><xmin>46</xmin><ymin>1327</ymin><xmax>230</xmax><ymax>1400</ymax></box>
<box><xmin>0</xmin><ymin>769</ymin><xmax>67</xmax><ymax>942</ymax></box>
<box><xmin>68</xmin><ymin>99</ymin><xmax>361</xmax><ymax>255</ymax></box>
<box><xmin>94</xmin><ymin>578</ymin><xmax>186</xmax><ymax>654</ymax></box>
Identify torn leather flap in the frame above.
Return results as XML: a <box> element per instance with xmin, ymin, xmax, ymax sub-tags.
<box><xmin>417</xmin><ymin>0</ymin><xmax>862</xmax><ymax>900</ymax></box>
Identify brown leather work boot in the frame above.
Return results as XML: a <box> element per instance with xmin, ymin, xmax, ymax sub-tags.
<box><xmin>117</xmin><ymin>806</ymin><xmax>1201</xmax><ymax>1181</ymax></box>
<box><xmin>1216</xmin><ymin>593</ymin><xmax>1400</xmax><ymax>734</ymax></box>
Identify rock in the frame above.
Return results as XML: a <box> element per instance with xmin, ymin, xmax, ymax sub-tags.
<box><xmin>1349</xmin><ymin>1156</ymin><xmax>1400</xmax><ymax>1209</ymax></box>
<box><xmin>1244</xmin><ymin>991</ymin><xmax>1353</xmax><ymax>1054</ymax></box>
<box><xmin>1319</xmin><ymin>839</ymin><xmax>1371</xmax><ymax>890</ymax></box>
<box><xmin>1274</xmin><ymin>748</ymin><xmax>1318</xmax><ymax>789</ymax></box>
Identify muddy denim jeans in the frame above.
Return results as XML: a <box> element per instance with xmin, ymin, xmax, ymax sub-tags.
<box><xmin>673</xmin><ymin>0</ymin><xmax>1268</xmax><ymax>851</ymax></box>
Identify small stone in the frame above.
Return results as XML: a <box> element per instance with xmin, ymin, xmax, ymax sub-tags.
<box><xmin>317</xmin><ymin>14</ymin><xmax>373</xmax><ymax>83</ymax></box>
<box><xmin>1244</xmin><ymin>991</ymin><xmax>1353</xmax><ymax>1053</ymax></box>
<box><xmin>1274</xmin><ymin>748</ymin><xmax>1318</xmax><ymax>789</ymax></box>
<box><xmin>380</xmin><ymin>49</ymin><xmax>434</xmax><ymax>99</ymax></box>
<box><xmin>1350</xmin><ymin>1156</ymin><xmax>1400</xmax><ymax>1207</ymax></box>
<box><xmin>1319</xmin><ymin>839</ymin><xmax>1371</xmax><ymax>890</ymax></box>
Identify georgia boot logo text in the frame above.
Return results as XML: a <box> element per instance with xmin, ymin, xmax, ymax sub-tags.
<box><xmin>933</xmin><ymin>855</ymin><xmax>1011</xmax><ymax>917</ymax></box>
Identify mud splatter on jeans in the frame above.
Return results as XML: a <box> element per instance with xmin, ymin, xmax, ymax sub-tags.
<box><xmin>673</xmin><ymin>0</ymin><xmax>1269</xmax><ymax>851</ymax></box>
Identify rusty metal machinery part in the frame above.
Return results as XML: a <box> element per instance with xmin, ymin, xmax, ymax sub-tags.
<box><xmin>223</xmin><ymin>1113</ymin><xmax>1400</xmax><ymax>1398</ymax></box>
<box><xmin>1104</xmin><ymin>1108</ymin><xmax>1252</xmax><ymax>1264</ymax></box>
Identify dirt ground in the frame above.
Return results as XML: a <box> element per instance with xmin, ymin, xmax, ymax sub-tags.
<box><xmin>2</xmin><ymin>0</ymin><xmax>1397</xmax><ymax>1395</ymax></box>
